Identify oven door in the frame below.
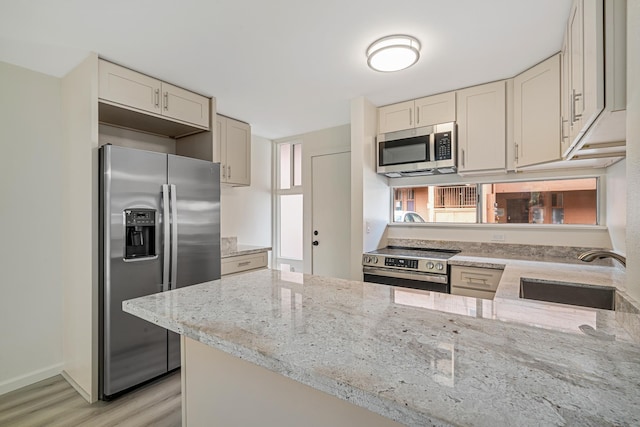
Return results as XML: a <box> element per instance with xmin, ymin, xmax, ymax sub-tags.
<box><xmin>363</xmin><ymin>266</ymin><xmax>449</xmax><ymax>293</ymax></box>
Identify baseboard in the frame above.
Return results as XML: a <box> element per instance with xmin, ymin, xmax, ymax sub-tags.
<box><xmin>60</xmin><ymin>370</ymin><xmax>93</xmax><ymax>403</ymax></box>
<box><xmin>0</xmin><ymin>363</ymin><xmax>64</xmax><ymax>396</ymax></box>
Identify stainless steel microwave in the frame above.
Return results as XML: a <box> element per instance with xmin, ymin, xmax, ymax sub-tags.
<box><xmin>376</xmin><ymin>122</ymin><xmax>457</xmax><ymax>177</ymax></box>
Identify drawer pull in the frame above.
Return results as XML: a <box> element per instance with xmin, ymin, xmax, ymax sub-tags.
<box><xmin>238</xmin><ymin>261</ymin><xmax>251</xmax><ymax>267</ymax></box>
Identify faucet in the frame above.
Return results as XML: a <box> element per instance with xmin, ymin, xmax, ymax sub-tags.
<box><xmin>578</xmin><ymin>250</ymin><xmax>626</xmax><ymax>268</ymax></box>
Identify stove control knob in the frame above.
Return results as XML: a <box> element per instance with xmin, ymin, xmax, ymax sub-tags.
<box><xmin>372</xmin><ymin>256</ymin><xmax>379</xmax><ymax>264</ymax></box>
<box><xmin>427</xmin><ymin>262</ymin><xmax>435</xmax><ymax>269</ymax></box>
<box><xmin>364</xmin><ymin>256</ymin><xmax>371</xmax><ymax>263</ymax></box>
<box><xmin>436</xmin><ymin>263</ymin><xmax>444</xmax><ymax>271</ymax></box>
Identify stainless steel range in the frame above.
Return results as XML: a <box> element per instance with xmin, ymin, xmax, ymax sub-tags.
<box><xmin>362</xmin><ymin>247</ymin><xmax>460</xmax><ymax>293</ymax></box>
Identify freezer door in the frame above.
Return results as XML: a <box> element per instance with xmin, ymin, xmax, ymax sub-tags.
<box><xmin>100</xmin><ymin>145</ymin><xmax>169</xmax><ymax>398</ymax></box>
<box><xmin>167</xmin><ymin>154</ymin><xmax>220</xmax><ymax>369</ymax></box>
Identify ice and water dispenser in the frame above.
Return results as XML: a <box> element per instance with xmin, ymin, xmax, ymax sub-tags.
<box><xmin>124</xmin><ymin>209</ymin><xmax>157</xmax><ymax>260</ymax></box>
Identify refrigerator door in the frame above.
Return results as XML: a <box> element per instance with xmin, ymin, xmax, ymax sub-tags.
<box><xmin>100</xmin><ymin>145</ymin><xmax>169</xmax><ymax>398</ymax></box>
<box><xmin>167</xmin><ymin>154</ymin><xmax>221</xmax><ymax>369</ymax></box>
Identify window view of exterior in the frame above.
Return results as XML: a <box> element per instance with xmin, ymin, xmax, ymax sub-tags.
<box><xmin>276</xmin><ymin>142</ymin><xmax>303</xmax><ymax>271</ymax></box>
<box><xmin>481</xmin><ymin>178</ymin><xmax>597</xmax><ymax>225</ymax></box>
<box><xmin>392</xmin><ymin>178</ymin><xmax>598</xmax><ymax>225</ymax></box>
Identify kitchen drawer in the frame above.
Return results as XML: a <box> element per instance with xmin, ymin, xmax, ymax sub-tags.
<box><xmin>451</xmin><ymin>286</ymin><xmax>496</xmax><ymax>300</ymax></box>
<box><xmin>221</xmin><ymin>252</ymin><xmax>268</xmax><ymax>276</ymax></box>
<box><xmin>450</xmin><ymin>266</ymin><xmax>503</xmax><ymax>292</ymax></box>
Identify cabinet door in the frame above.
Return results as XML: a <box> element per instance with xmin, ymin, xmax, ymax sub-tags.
<box><xmin>98</xmin><ymin>60</ymin><xmax>162</xmax><ymax>115</ymax></box>
<box><xmin>377</xmin><ymin>100</ymin><xmax>414</xmax><ymax>134</ymax></box>
<box><xmin>414</xmin><ymin>91</ymin><xmax>456</xmax><ymax>127</ymax></box>
<box><xmin>161</xmin><ymin>82</ymin><xmax>210</xmax><ymax>129</ymax></box>
<box><xmin>217</xmin><ymin>116</ymin><xmax>227</xmax><ymax>182</ymax></box>
<box><xmin>568</xmin><ymin>0</ymin><xmax>585</xmax><ymax>144</ymax></box>
<box><xmin>456</xmin><ymin>81</ymin><xmax>506</xmax><ymax>172</ymax></box>
<box><xmin>224</xmin><ymin>118</ymin><xmax>251</xmax><ymax>186</ymax></box>
<box><xmin>560</xmin><ymin>33</ymin><xmax>572</xmax><ymax>156</ymax></box>
<box><xmin>514</xmin><ymin>54</ymin><xmax>561</xmax><ymax>168</ymax></box>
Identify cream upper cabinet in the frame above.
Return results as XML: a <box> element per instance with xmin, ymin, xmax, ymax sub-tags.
<box><xmin>162</xmin><ymin>82</ymin><xmax>210</xmax><ymax>128</ymax></box>
<box><xmin>456</xmin><ymin>81</ymin><xmax>506</xmax><ymax>173</ymax></box>
<box><xmin>378</xmin><ymin>92</ymin><xmax>455</xmax><ymax>134</ymax></box>
<box><xmin>218</xmin><ymin>115</ymin><xmax>251</xmax><ymax>186</ymax></box>
<box><xmin>99</xmin><ymin>60</ymin><xmax>162</xmax><ymax>115</ymax></box>
<box><xmin>98</xmin><ymin>60</ymin><xmax>210</xmax><ymax>130</ymax></box>
<box><xmin>560</xmin><ymin>34</ymin><xmax>572</xmax><ymax>156</ymax></box>
<box><xmin>565</xmin><ymin>0</ymin><xmax>608</xmax><ymax>152</ymax></box>
<box><xmin>414</xmin><ymin>92</ymin><xmax>456</xmax><ymax>128</ymax></box>
<box><xmin>513</xmin><ymin>54</ymin><xmax>561</xmax><ymax>168</ymax></box>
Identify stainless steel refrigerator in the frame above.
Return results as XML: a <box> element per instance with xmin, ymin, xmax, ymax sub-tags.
<box><xmin>99</xmin><ymin>144</ymin><xmax>220</xmax><ymax>400</ymax></box>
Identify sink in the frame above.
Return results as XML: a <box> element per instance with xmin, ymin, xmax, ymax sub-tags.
<box><xmin>519</xmin><ymin>278</ymin><xmax>615</xmax><ymax>310</ymax></box>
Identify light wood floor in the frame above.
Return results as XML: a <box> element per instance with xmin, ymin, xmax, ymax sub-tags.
<box><xmin>0</xmin><ymin>371</ymin><xmax>181</xmax><ymax>427</ymax></box>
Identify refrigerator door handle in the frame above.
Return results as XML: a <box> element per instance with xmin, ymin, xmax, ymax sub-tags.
<box><xmin>170</xmin><ymin>184</ymin><xmax>178</xmax><ymax>289</ymax></box>
<box><xmin>162</xmin><ymin>184</ymin><xmax>171</xmax><ymax>292</ymax></box>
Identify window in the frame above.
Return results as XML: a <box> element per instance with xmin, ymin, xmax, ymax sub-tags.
<box><xmin>391</xmin><ymin>178</ymin><xmax>598</xmax><ymax>225</ymax></box>
<box><xmin>275</xmin><ymin>142</ymin><xmax>303</xmax><ymax>271</ymax></box>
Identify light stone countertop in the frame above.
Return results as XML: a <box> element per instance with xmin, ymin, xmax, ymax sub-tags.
<box><xmin>123</xmin><ymin>265</ymin><xmax>640</xmax><ymax>427</ymax></box>
<box><xmin>220</xmin><ymin>244</ymin><xmax>271</xmax><ymax>259</ymax></box>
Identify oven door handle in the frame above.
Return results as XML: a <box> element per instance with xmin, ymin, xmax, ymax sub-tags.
<box><xmin>363</xmin><ymin>266</ymin><xmax>448</xmax><ymax>284</ymax></box>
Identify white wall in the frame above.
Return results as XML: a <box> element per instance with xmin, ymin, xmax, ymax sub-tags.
<box><xmin>606</xmin><ymin>159</ymin><xmax>626</xmax><ymax>254</ymax></box>
<box><xmin>626</xmin><ymin>1</ymin><xmax>640</xmax><ymax>301</ymax></box>
<box><xmin>0</xmin><ymin>61</ymin><xmax>65</xmax><ymax>395</ymax></box>
<box><xmin>351</xmin><ymin>97</ymin><xmax>390</xmax><ymax>280</ymax></box>
<box><xmin>220</xmin><ymin>135</ymin><xmax>272</xmax><ymax>247</ymax></box>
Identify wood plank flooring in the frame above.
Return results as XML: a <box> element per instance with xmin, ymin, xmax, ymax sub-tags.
<box><xmin>0</xmin><ymin>371</ymin><xmax>181</xmax><ymax>427</ymax></box>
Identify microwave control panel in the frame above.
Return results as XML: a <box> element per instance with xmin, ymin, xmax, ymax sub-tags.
<box><xmin>434</xmin><ymin>131</ymin><xmax>452</xmax><ymax>160</ymax></box>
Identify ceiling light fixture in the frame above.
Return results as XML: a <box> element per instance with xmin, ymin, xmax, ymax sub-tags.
<box><xmin>366</xmin><ymin>35</ymin><xmax>421</xmax><ymax>72</ymax></box>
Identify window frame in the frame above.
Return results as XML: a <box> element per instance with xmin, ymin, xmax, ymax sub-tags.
<box><xmin>389</xmin><ymin>174</ymin><xmax>603</xmax><ymax>228</ymax></box>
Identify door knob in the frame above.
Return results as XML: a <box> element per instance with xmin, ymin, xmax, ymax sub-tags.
<box><xmin>314</xmin><ymin>230</ymin><xmax>319</xmax><ymax>236</ymax></box>
<box><xmin>312</xmin><ymin>240</ymin><xmax>319</xmax><ymax>246</ymax></box>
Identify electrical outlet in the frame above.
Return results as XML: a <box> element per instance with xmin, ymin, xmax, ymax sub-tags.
<box><xmin>491</xmin><ymin>233</ymin><xmax>506</xmax><ymax>242</ymax></box>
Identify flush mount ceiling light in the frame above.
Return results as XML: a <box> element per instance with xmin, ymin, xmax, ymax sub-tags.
<box><xmin>367</xmin><ymin>35</ymin><xmax>421</xmax><ymax>72</ymax></box>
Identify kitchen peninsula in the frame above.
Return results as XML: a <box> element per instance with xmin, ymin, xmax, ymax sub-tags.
<box><xmin>123</xmin><ymin>266</ymin><xmax>640</xmax><ymax>427</ymax></box>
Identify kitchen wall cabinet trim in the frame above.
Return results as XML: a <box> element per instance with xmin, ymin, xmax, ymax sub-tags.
<box><xmin>456</xmin><ymin>80</ymin><xmax>507</xmax><ymax>174</ymax></box>
<box><xmin>377</xmin><ymin>92</ymin><xmax>455</xmax><ymax>134</ymax></box>
<box><xmin>98</xmin><ymin>59</ymin><xmax>210</xmax><ymax>135</ymax></box>
<box><xmin>513</xmin><ymin>54</ymin><xmax>561</xmax><ymax>168</ymax></box>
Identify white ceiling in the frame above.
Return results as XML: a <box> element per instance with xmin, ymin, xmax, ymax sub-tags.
<box><xmin>0</xmin><ymin>0</ymin><xmax>571</xmax><ymax>139</ymax></box>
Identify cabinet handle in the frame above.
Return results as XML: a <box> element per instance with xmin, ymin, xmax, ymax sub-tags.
<box><xmin>222</xmin><ymin>165</ymin><xmax>226</xmax><ymax>179</ymax></box>
<box><xmin>561</xmin><ymin>119</ymin><xmax>568</xmax><ymax>140</ymax></box>
<box><xmin>164</xmin><ymin>92</ymin><xmax>168</xmax><ymax>111</ymax></box>
<box><xmin>228</xmin><ymin>166</ymin><xmax>231</xmax><ymax>179</ymax></box>
<box><xmin>154</xmin><ymin>89</ymin><xmax>160</xmax><ymax>108</ymax></box>
<box><xmin>571</xmin><ymin>89</ymin><xmax>582</xmax><ymax>123</ymax></box>
<box><xmin>238</xmin><ymin>261</ymin><xmax>251</xmax><ymax>267</ymax></box>
<box><xmin>461</xmin><ymin>148</ymin><xmax>465</xmax><ymax>168</ymax></box>
<box><xmin>416</xmin><ymin>106</ymin><xmax>420</xmax><ymax>124</ymax></box>
<box><xmin>515</xmin><ymin>143</ymin><xmax>519</xmax><ymax>163</ymax></box>
<box><xmin>409</xmin><ymin>108</ymin><xmax>412</xmax><ymax>126</ymax></box>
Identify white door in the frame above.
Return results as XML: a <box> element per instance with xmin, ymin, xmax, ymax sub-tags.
<box><xmin>311</xmin><ymin>152</ymin><xmax>351</xmax><ymax>280</ymax></box>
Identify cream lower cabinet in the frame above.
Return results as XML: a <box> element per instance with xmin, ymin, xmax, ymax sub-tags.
<box><xmin>456</xmin><ymin>81</ymin><xmax>506</xmax><ymax>173</ymax></box>
<box><xmin>98</xmin><ymin>59</ymin><xmax>210</xmax><ymax>129</ymax></box>
<box><xmin>217</xmin><ymin>115</ymin><xmax>251</xmax><ymax>186</ymax></box>
<box><xmin>513</xmin><ymin>54</ymin><xmax>561</xmax><ymax>168</ymax></box>
<box><xmin>221</xmin><ymin>252</ymin><xmax>268</xmax><ymax>276</ymax></box>
<box><xmin>377</xmin><ymin>92</ymin><xmax>455</xmax><ymax>134</ymax></box>
<box><xmin>450</xmin><ymin>265</ymin><xmax>503</xmax><ymax>299</ymax></box>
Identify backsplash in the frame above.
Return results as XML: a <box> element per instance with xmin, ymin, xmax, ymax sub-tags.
<box><xmin>387</xmin><ymin>238</ymin><xmax>614</xmax><ymax>266</ymax></box>
<box><xmin>221</xmin><ymin>236</ymin><xmax>237</xmax><ymax>256</ymax></box>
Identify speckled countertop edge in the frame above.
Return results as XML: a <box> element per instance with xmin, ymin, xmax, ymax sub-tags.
<box><xmin>221</xmin><ymin>244</ymin><xmax>272</xmax><ymax>259</ymax></box>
